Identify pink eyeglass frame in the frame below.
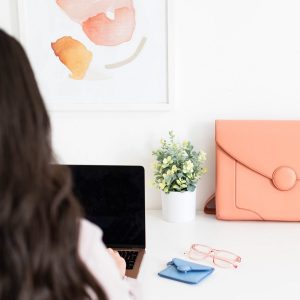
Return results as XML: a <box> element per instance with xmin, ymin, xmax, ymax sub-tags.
<box><xmin>185</xmin><ymin>244</ymin><xmax>242</xmax><ymax>268</ymax></box>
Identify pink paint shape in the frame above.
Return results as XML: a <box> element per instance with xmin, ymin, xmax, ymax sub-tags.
<box><xmin>56</xmin><ymin>0</ymin><xmax>136</xmax><ymax>46</ymax></box>
<box><xmin>82</xmin><ymin>7</ymin><xmax>135</xmax><ymax>46</ymax></box>
<box><xmin>56</xmin><ymin>0</ymin><xmax>134</xmax><ymax>23</ymax></box>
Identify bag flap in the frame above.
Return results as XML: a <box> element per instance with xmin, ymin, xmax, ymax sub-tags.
<box><xmin>167</xmin><ymin>258</ymin><xmax>213</xmax><ymax>273</ymax></box>
<box><xmin>216</xmin><ymin>120</ymin><xmax>300</xmax><ymax>179</ymax></box>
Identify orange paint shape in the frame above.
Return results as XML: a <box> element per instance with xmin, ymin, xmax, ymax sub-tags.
<box><xmin>51</xmin><ymin>36</ymin><xmax>93</xmax><ymax>80</ymax></box>
<box><xmin>82</xmin><ymin>7</ymin><xmax>135</xmax><ymax>46</ymax></box>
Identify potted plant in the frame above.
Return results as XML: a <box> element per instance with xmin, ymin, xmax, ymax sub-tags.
<box><xmin>152</xmin><ymin>131</ymin><xmax>207</xmax><ymax>223</ymax></box>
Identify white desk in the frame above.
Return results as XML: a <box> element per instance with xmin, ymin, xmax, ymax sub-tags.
<box><xmin>139</xmin><ymin>210</ymin><xmax>300</xmax><ymax>300</ymax></box>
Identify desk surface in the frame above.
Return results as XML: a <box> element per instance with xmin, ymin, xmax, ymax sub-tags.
<box><xmin>139</xmin><ymin>210</ymin><xmax>300</xmax><ymax>300</ymax></box>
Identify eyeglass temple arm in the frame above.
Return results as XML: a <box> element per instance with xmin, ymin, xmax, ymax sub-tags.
<box><xmin>213</xmin><ymin>253</ymin><xmax>241</xmax><ymax>265</ymax></box>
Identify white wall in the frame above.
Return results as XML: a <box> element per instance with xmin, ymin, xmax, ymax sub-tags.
<box><xmin>2</xmin><ymin>0</ymin><xmax>300</xmax><ymax>209</ymax></box>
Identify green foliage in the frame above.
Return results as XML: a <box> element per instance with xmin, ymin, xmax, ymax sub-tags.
<box><xmin>152</xmin><ymin>131</ymin><xmax>207</xmax><ymax>194</ymax></box>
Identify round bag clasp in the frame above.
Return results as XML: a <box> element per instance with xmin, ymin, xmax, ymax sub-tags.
<box><xmin>272</xmin><ymin>166</ymin><xmax>297</xmax><ymax>191</ymax></box>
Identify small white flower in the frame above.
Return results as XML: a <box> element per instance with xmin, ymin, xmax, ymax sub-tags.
<box><xmin>198</xmin><ymin>150</ymin><xmax>207</xmax><ymax>161</ymax></box>
<box><xmin>167</xmin><ymin>170</ymin><xmax>173</xmax><ymax>176</ymax></box>
<box><xmin>159</xmin><ymin>182</ymin><xmax>166</xmax><ymax>189</ymax></box>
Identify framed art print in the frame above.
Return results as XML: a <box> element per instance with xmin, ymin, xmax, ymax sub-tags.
<box><xmin>17</xmin><ymin>0</ymin><xmax>172</xmax><ymax>111</ymax></box>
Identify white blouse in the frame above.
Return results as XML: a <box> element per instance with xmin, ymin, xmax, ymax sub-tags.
<box><xmin>78</xmin><ymin>219</ymin><xmax>142</xmax><ymax>300</ymax></box>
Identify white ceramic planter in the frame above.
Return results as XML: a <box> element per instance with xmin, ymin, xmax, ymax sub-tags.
<box><xmin>161</xmin><ymin>190</ymin><xmax>197</xmax><ymax>223</ymax></box>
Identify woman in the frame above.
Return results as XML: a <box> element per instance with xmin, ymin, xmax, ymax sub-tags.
<box><xmin>0</xmin><ymin>29</ymin><xmax>140</xmax><ymax>300</ymax></box>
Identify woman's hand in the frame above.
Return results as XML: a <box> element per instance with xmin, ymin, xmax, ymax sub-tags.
<box><xmin>107</xmin><ymin>248</ymin><xmax>126</xmax><ymax>277</ymax></box>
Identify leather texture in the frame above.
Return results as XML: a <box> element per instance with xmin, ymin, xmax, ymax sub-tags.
<box><xmin>158</xmin><ymin>258</ymin><xmax>214</xmax><ymax>284</ymax></box>
<box><xmin>216</xmin><ymin>120</ymin><xmax>300</xmax><ymax>221</ymax></box>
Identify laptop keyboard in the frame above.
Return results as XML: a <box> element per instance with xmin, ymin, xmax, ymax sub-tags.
<box><xmin>118</xmin><ymin>250</ymin><xmax>138</xmax><ymax>270</ymax></box>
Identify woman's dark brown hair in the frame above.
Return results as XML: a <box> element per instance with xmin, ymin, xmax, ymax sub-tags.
<box><xmin>0</xmin><ymin>29</ymin><xmax>107</xmax><ymax>300</ymax></box>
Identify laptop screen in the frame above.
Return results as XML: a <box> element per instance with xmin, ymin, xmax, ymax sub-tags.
<box><xmin>69</xmin><ymin>165</ymin><xmax>145</xmax><ymax>248</ymax></box>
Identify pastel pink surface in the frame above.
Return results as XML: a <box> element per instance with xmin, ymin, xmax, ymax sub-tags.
<box><xmin>82</xmin><ymin>7</ymin><xmax>135</xmax><ymax>46</ymax></box>
<box><xmin>56</xmin><ymin>0</ymin><xmax>134</xmax><ymax>23</ymax></box>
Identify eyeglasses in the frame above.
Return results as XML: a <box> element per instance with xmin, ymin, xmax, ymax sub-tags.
<box><xmin>185</xmin><ymin>244</ymin><xmax>241</xmax><ymax>268</ymax></box>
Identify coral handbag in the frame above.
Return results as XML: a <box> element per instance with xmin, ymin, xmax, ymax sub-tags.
<box><xmin>208</xmin><ymin>120</ymin><xmax>300</xmax><ymax>221</ymax></box>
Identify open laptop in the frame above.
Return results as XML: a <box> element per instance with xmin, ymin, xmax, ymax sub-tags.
<box><xmin>68</xmin><ymin>165</ymin><xmax>145</xmax><ymax>278</ymax></box>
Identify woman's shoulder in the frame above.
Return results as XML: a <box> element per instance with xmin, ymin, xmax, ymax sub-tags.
<box><xmin>79</xmin><ymin>218</ymin><xmax>103</xmax><ymax>237</ymax></box>
<box><xmin>78</xmin><ymin>218</ymin><xmax>104</xmax><ymax>255</ymax></box>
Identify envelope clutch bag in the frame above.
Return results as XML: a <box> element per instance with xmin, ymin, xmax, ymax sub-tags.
<box><xmin>158</xmin><ymin>258</ymin><xmax>214</xmax><ymax>284</ymax></box>
<box><xmin>215</xmin><ymin>120</ymin><xmax>300</xmax><ymax>221</ymax></box>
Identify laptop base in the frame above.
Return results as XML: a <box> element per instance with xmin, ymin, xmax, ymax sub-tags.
<box><xmin>115</xmin><ymin>248</ymin><xmax>145</xmax><ymax>278</ymax></box>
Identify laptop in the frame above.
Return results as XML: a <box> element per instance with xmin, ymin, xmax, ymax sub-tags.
<box><xmin>68</xmin><ymin>165</ymin><xmax>145</xmax><ymax>278</ymax></box>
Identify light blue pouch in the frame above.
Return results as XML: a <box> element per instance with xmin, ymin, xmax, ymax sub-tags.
<box><xmin>158</xmin><ymin>258</ymin><xmax>214</xmax><ymax>284</ymax></box>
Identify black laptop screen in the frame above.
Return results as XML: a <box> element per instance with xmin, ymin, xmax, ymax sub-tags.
<box><xmin>69</xmin><ymin>165</ymin><xmax>145</xmax><ymax>248</ymax></box>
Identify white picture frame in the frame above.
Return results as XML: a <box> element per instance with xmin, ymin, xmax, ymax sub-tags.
<box><xmin>17</xmin><ymin>0</ymin><xmax>173</xmax><ymax>112</ymax></box>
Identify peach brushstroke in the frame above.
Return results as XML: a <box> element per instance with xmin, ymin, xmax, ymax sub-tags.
<box><xmin>105</xmin><ymin>37</ymin><xmax>146</xmax><ymax>69</ymax></box>
<box><xmin>82</xmin><ymin>7</ymin><xmax>135</xmax><ymax>46</ymax></box>
<box><xmin>55</xmin><ymin>0</ymin><xmax>136</xmax><ymax>46</ymax></box>
<box><xmin>51</xmin><ymin>36</ymin><xmax>93</xmax><ymax>80</ymax></box>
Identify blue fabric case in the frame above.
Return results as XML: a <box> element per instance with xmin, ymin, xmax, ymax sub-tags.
<box><xmin>158</xmin><ymin>258</ymin><xmax>214</xmax><ymax>284</ymax></box>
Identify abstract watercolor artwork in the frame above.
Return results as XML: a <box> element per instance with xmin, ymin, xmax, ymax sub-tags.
<box><xmin>18</xmin><ymin>0</ymin><xmax>170</xmax><ymax>110</ymax></box>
